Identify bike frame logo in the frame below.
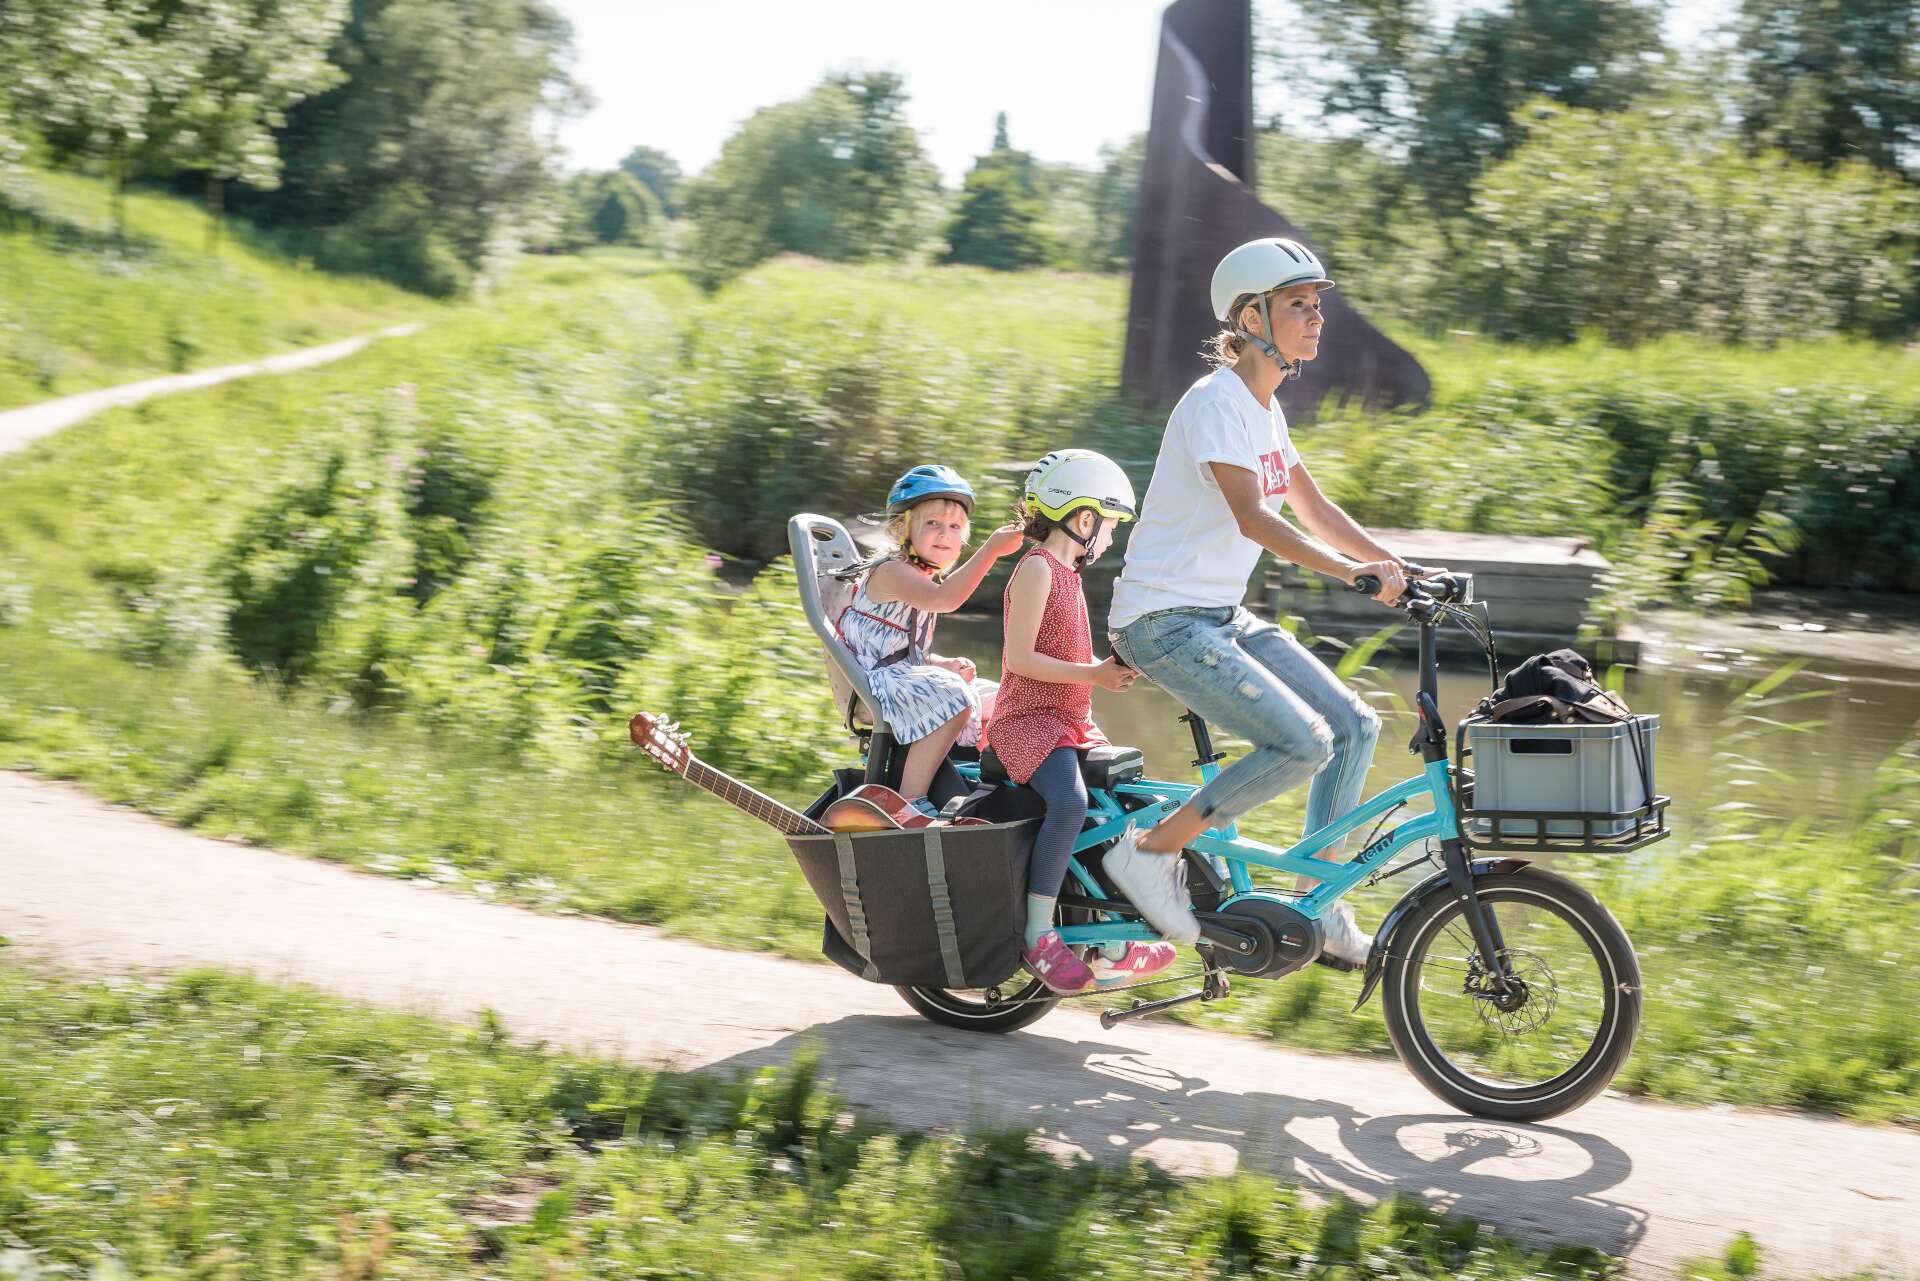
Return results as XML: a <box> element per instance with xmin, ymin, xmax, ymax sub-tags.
<box><xmin>1353</xmin><ymin>828</ymin><xmax>1397</xmax><ymax>866</ymax></box>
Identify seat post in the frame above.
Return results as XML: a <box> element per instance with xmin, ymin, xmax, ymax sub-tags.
<box><xmin>1181</xmin><ymin>709</ymin><xmax>1224</xmax><ymax>769</ymax></box>
<box><xmin>864</xmin><ymin>727</ymin><xmax>897</xmax><ymax>786</ymax></box>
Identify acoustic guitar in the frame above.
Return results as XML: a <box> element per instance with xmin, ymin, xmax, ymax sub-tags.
<box><xmin>628</xmin><ymin>713</ymin><xmax>987</xmax><ymax>834</ymax></box>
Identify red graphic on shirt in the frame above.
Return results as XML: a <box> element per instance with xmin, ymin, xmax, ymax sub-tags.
<box><xmin>1259</xmin><ymin>449</ymin><xmax>1291</xmax><ymax>497</ymax></box>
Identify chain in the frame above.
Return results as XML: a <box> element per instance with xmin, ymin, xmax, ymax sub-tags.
<box><xmin>977</xmin><ymin>967</ymin><xmax>1216</xmax><ymax>1010</ymax></box>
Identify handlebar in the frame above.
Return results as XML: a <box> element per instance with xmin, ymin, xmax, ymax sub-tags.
<box><xmin>1349</xmin><ymin>566</ymin><xmax>1473</xmax><ymax>614</ymax></box>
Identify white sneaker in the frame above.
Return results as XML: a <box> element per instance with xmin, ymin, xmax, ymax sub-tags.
<box><xmin>1102</xmin><ymin>823</ymin><xmax>1202</xmax><ymax>945</ymax></box>
<box><xmin>1319</xmin><ymin>901</ymin><xmax>1375</xmax><ymax>967</ymax></box>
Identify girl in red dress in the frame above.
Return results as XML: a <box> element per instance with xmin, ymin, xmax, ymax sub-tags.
<box><xmin>988</xmin><ymin>450</ymin><xmax>1180</xmax><ymax>993</ymax></box>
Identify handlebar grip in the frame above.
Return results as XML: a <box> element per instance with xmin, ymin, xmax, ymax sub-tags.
<box><xmin>1352</xmin><ymin>575</ymin><xmax>1381</xmax><ymax>596</ymax></box>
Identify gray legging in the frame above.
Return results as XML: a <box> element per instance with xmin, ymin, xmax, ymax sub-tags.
<box><xmin>1025</xmin><ymin>746</ymin><xmax>1088</xmax><ymax>898</ymax></box>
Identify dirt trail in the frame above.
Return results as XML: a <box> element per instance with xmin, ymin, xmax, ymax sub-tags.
<box><xmin>0</xmin><ymin>324</ymin><xmax>422</xmax><ymax>457</ymax></box>
<box><xmin>1</xmin><ymin>768</ymin><xmax>1914</xmax><ymax>1278</ymax></box>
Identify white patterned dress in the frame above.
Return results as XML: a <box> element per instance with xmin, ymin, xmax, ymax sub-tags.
<box><xmin>836</xmin><ymin>567</ymin><xmax>996</xmax><ymax>746</ymax></box>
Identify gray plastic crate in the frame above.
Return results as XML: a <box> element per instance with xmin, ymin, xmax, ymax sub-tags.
<box><xmin>1464</xmin><ymin>714</ymin><xmax>1658</xmax><ymax>839</ymax></box>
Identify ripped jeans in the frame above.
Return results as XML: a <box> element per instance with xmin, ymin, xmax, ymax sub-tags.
<box><xmin>1109</xmin><ymin>606</ymin><xmax>1380</xmax><ymax>845</ymax></box>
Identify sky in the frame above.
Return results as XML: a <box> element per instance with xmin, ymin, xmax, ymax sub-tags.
<box><xmin>552</xmin><ymin>0</ymin><xmax>1738</xmax><ymax>186</ymax></box>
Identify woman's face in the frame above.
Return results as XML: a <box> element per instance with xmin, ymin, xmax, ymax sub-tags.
<box><xmin>1242</xmin><ymin>283</ymin><xmax>1324</xmax><ymax>365</ymax></box>
<box><xmin>908</xmin><ymin>499</ymin><xmax>970</xmax><ymax>568</ymax></box>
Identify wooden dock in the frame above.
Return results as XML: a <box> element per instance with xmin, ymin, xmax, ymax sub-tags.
<box><xmin>1266</xmin><ymin>527</ymin><xmax>1635</xmax><ymax>662</ymax></box>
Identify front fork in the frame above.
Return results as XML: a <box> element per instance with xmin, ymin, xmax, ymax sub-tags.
<box><xmin>1440</xmin><ymin>836</ymin><xmax>1515</xmax><ymax>989</ymax></box>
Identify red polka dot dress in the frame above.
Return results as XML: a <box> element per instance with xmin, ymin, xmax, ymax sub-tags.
<box><xmin>985</xmin><ymin>547</ymin><xmax>1109</xmax><ymax>784</ymax></box>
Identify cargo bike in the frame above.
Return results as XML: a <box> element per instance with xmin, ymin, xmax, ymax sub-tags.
<box><xmin>776</xmin><ymin>515</ymin><xmax>1670</xmax><ymax>1121</ymax></box>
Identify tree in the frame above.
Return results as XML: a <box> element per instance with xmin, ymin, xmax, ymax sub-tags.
<box><xmin>149</xmin><ymin>0</ymin><xmax>348</xmax><ymax>250</ymax></box>
<box><xmin>1276</xmin><ymin>0</ymin><xmax>1669</xmax><ymax>218</ymax></box>
<box><xmin>942</xmin><ymin>115</ymin><xmax>1052</xmax><ymax>270</ymax></box>
<box><xmin>1731</xmin><ymin>0</ymin><xmax>1919</xmax><ymax>177</ymax></box>
<box><xmin>681</xmin><ymin>71</ymin><xmax>938</xmax><ymax>285</ymax></box>
<box><xmin>228</xmin><ymin>0</ymin><xmax>586</xmax><ymax>295</ymax></box>
<box><xmin>618</xmin><ymin>144</ymin><xmax>681</xmax><ymax>216</ymax></box>
<box><xmin>7</xmin><ymin>0</ymin><xmax>170</xmax><ymax>237</ymax></box>
<box><xmin>545</xmin><ymin>168</ymin><xmax>660</xmax><ymax>250</ymax></box>
<box><xmin>1457</xmin><ymin>99</ymin><xmax>1916</xmax><ymax>344</ymax></box>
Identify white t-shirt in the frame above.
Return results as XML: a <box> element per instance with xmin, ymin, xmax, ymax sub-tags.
<box><xmin>1108</xmin><ymin>367</ymin><xmax>1302</xmax><ymax>631</ymax></box>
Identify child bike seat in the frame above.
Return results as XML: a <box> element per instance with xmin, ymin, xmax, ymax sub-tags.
<box><xmin>978</xmin><ymin>744</ymin><xmax>1144</xmax><ymax>790</ymax></box>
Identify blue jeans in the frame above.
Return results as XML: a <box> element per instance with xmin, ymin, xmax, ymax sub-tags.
<box><xmin>1110</xmin><ymin>606</ymin><xmax>1380</xmax><ymax>847</ymax></box>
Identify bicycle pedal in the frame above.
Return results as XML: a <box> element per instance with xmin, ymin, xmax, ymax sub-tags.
<box><xmin>1313</xmin><ymin>952</ymin><xmax>1359</xmax><ymax>973</ymax></box>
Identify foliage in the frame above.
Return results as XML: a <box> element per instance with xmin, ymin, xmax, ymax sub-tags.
<box><xmin>1461</xmin><ymin>99</ymin><xmax>1918</xmax><ymax>345</ymax></box>
<box><xmin>1299</xmin><ymin>343</ymin><xmax>1920</xmax><ymax>594</ymax></box>
<box><xmin>146</xmin><ymin>0</ymin><xmax>348</xmax><ymax>244</ymax></box>
<box><xmin>3</xmin><ymin>0</ymin><xmax>166</xmax><ymax>236</ymax></box>
<box><xmin>1273</xmin><ymin>0</ymin><xmax>1669</xmax><ymax>219</ymax></box>
<box><xmin>651</xmin><ymin>258</ymin><xmax>1129</xmax><ymax>561</ymax></box>
<box><xmin>680</xmin><ymin>71</ymin><xmax>940</xmax><ymax>286</ymax></box>
<box><xmin>227</xmin><ymin>0</ymin><xmax>586</xmax><ymax>296</ymax></box>
<box><xmin>1731</xmin><ymin>0</ymin><xmax>1919</xmax><ymax>178</ymax></box>
<box><xmin>547</xmin><ymin>168</ymin><xmax>662</xmax><ymax>252</ymax></box>
<box><xmin>0</xmin><ymin>167</ymin><xmax>426</xmax><ymax>410</ymax></box>
<box><xmin>942</xmin><ymin>113</ymin><xmax>1054</xmax><ymax>271</ymax></box>
<box><xmin>617</xmin><ymin>142</ymin><xmax>682</xmax><ymax>217</ymax></box>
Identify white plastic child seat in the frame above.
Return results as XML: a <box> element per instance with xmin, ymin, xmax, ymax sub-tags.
<box><xmin>788</xmin><ymin>512</ymin><xmax>895</xmax><ymax>737</ymax></box>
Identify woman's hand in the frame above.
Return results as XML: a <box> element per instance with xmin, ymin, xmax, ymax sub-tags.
<box><xmin>933</xmin><ymin>655</ymin><xmax>977</xmax><ymax>682</ymax></box>
<box><xmin>1349</xmin><ymin>559</ymin><xmax>1407</xmax><ymax>606</ymax></box>
<box><xmin>1089</xmin><ymin>655</ymin><xmax>1138</xmax><ymax>692</ymax></box>
<box><xmin>981</xmin><ymin>523</ymin><xmax>1028</xmax><ymax>560</ymax></box>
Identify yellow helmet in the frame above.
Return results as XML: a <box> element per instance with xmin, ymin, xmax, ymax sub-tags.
<box><xmin>1022</xmin><ymin>449</ymin><xmax>1137</xmax><ymax>524</ymax></box>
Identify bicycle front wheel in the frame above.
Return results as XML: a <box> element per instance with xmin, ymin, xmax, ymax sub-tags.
<box><xmin>1382</xmin><ymin>866</ymin><xmax>1641</xmax><ymax>1122</ymax></box>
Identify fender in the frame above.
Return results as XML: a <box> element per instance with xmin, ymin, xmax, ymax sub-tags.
<box><xmin>1352</xmin><ymin>857</ymin><xmax>1532</xmax><ymax>1010</ymax></box>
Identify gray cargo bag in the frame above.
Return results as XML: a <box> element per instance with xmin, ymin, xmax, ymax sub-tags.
<box><xmin>790</xmin><ymin>773</ymin><xmax>1042</xmax><ymax>989</ymax></box>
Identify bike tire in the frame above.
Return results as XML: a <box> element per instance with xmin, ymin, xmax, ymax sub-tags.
<box><xmin>895</xmin><ymin>980</ymin><xmax>1060</xmax><ymax>1032</ymax></box>
<box><xmin>1382</xmin><ymin>866</ymin><xmax>1641</xmax><ymax>1122</ymax></box>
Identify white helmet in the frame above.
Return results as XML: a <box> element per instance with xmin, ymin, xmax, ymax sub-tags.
<box><xmin>1210</xmin><ymin>237</ymin><xmax>1335</xmax><ymax>322</ymax></box>
<box><xmin>1022</xmin><ymin>449</ymin><xmax>1137</xmax><ymax>524</ymax></box>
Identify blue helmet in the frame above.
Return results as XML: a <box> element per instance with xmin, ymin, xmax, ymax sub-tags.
<box><xmin>886</xmin><ymin>464</ymin><xmax>975</xmax><ymax>516</ymax></box>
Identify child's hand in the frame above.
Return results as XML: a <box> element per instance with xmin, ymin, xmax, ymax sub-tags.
<box><xmin>981</xmin><ymin>523</ymin><xmax>1027</xmax><ymax>559</ymax></box>
<box><xmin>934</xmin><ymin>655</ymin><xmax>977</xmax><ymax>682</ymax></box>
<box><xmin>1089</xmin><ymin>656</ymin><xmax>1138</xmax><ymax>692</ymax></box>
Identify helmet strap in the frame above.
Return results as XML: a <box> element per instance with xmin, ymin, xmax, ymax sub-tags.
<box><xmin>1238</xmin><ymin>293</ymin><xmax>1302</xmax><ymax>383</ymax></box>
<box><xmin>1057</xmin><ymin>512</ymin><xmax>1109</xmax><ymax>572</ymax></box>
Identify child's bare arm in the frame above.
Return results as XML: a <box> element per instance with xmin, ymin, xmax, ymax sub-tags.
<box><xmin>1002</xmin><ymin>559</ymin><xmax>1133</xmax><ymax>691</ymax></box>
<box><xmin>866</xmin><ymin>524</ymin><xmax>1026</xmax><ymax>612</ymax></box>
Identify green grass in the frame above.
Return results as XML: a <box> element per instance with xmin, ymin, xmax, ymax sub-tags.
<box><xmin>0</xmin><ymin>168</ymin><xmax>432</xmax><ymax>410</ymax></box>
<box><xmin>0</xmin><ymin>251</ymin><xmax>1915</xmax><ymax>1126</ymax></box>
<box><xmin>0</xmin><ymin>959</ymin><xmax>1758</xmax><ymax>1280</ymax></box>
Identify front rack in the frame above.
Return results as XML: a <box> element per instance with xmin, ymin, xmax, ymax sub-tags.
<box><xmin>1459</xmin><ymin>794</ymin><xmax>1672</xmax><ymax>854</ymax></box>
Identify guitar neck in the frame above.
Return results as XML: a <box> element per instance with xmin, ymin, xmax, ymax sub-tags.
<box><xmin>681</xmin><ymin>758</ymin><xmax>827</xmax><ymax>837</ymax></box>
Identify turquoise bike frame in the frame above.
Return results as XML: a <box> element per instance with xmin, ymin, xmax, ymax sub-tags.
<box><xmin>953</xmin><ymin>755</ymin><xmax>1461</xmax><ymax>949</ymax></box>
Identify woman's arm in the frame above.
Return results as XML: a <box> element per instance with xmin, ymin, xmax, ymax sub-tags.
<box><xmin>1285</xmin><ymin>460</ymin><xmax>1404</xmax><ymax>568</ymax></box>
<box><xmin>1003</xmin><ymin>559</ymin><xmax>1136</xmax><ymax>690</ymax></box>
<box><xmin>1209</xmin><ymin>462</ymin><xmax>1405</xmax><ymax>604</ymax></box>
<box><xmin>866</xmin><ymin>523</ymin><xmax>1026</xmax><ymax>612</ymax></box>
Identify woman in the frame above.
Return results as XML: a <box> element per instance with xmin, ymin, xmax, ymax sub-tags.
<box><xmin>1101</xmin><ymin>237</ymin><xmax>1408</xmax><ymax>966</ymax></box>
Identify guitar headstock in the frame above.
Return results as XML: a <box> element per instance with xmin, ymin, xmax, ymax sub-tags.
<box><xmin>629</xmin><ymin>713</ymin><xmax>692</xmax><ymax>775</ymax></box>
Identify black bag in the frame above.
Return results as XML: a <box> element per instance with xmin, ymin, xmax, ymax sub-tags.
<box><xmin>788</xmin><ymin>774</ymin><xmax>1043</xmax><ymax>989</ymax></box>
<box><xmin>1476</xmin><ymin>648</ymin><xmax>1630</xmax><ymax>726</ymax></box>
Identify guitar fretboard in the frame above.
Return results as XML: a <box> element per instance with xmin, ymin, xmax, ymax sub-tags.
<box><xmin>682</xmin><ymin>758</ymin><xmax>827</xmax><ymax>836</ymax></box>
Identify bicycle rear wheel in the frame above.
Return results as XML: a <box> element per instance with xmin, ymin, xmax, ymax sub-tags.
<box><xmin>895</xmin><ymin>979</ymin><xmax>1060</xmax><ymax>1032</ymax></box>
<box><xmin>1382</xmin><ymin>866</ymin><xmax>1641</xmax><ymax>1121</ymax></box>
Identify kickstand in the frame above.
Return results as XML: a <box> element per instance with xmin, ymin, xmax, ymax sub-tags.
<box><xmin>1099</xmin><ymin>962</ymin><xmax>1231</xmax><ymax>1029</ymax></box>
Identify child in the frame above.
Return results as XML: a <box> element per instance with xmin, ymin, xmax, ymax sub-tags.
<box><xmin>987</xmin><ymin>450</ymin><xmax>1179</xmax><ymax>993</ymax></box>
<box><xmin>840</xmin><ymin>465</ymin><xmax>1025</xmax><ymax>816</ymax></box>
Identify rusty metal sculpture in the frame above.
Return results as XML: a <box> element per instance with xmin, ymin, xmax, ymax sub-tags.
<box><xmin>1122</xmin><ymin>0</ymin><xmax>1430</xmax><ymax>418</ymax></box>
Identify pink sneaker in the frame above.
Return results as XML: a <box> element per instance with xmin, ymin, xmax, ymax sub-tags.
<box><xmin>1023</xmin><ymin>931</ymin><xmax>1096</xmax><ymax>994</ymax></box>
<box><xmin>1092</xmin><ymin>941</ymin><xmax>1179</xmax><ymax>987</ymax></box>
